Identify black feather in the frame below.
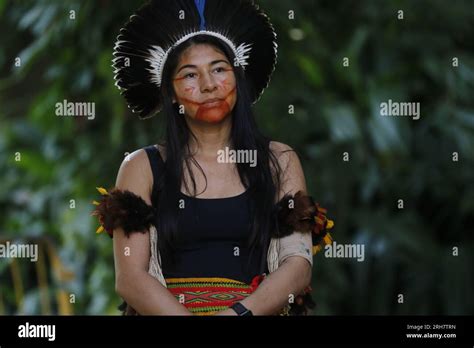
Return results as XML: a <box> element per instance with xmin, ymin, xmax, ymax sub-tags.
<box><xmin>112</xmin><ymin>0</ymin><xmax>277</xmax><ymax>119</ymax></box>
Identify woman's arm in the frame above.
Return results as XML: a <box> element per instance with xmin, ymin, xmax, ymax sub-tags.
<box><xmin>113</xmin><ymin>149</ymin><xmax>192</xmax><ymax>315</ymax></box>
<box><xmin>217</xmin><ymin>256</ymin><xmax>311</xmax><ymax>315</ymax></box>
<box><xmin>217</xmin><ymin>142</ymin><xmax>313</xmax><ymax>315</ymax></box>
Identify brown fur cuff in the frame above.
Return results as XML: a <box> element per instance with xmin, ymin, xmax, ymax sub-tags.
<box><xmin>91</xmin><ymin>187</ymin><xmax>156</xmax><ymax>238</ymax></box>
<box><xmin>275</xmin><ymin>190</ymin><xmax>334</xmax><ymax>242</ymax></box>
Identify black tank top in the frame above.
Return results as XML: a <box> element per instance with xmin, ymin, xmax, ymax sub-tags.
<box><xmin>144</xmin><ymin>145</ymin><xmax>267</xmax><ymax>284</ymax></box>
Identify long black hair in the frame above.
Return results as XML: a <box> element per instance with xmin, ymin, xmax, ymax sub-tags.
<box><xmin>155</xmin><ymin>34</ymin><xmax>282</xmax><ymax>274</ymax></box>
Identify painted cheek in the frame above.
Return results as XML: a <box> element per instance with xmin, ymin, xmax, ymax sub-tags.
<box><xmin>218</xmin><ymin>73</ymin><xmax>235</xmax><ymax>90</ymax></box>
<box><xmin>184</xmin><ymin>86</ymin><xmax>195</xmax><ymax>94</ymax></box>
<box><xmin>218</xmin><ymin>81</ymin><xmax>229</xmax><ymax>93</ymax></box>
<box><xmin>221</xmin><ymin>78</ymin><xmax>233</xmax><ymax>88</ymax></box>
<box><xmin>224</xmin><ymin>87</ymin><xmax>236</xmax><ymax>106</ymax></box>
<box><xmin>174</xmin><ymin>77</ymin><xmax>197</xmax><ymax>97</ymax></box>
<box><xmin>176</xmin><ymin>97</ymin><xmax>199</xmax><ymax>117</ymax></box>
<box><xmin>174</xmin><ymin>80</ymin><xmax>199</xmax><ymax>115</ymax></box>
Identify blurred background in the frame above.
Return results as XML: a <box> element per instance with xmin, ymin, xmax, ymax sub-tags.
<box><xmin>0</xmin><ymin>0</ymin><xmax>473</xmax><ymax>315</ymax></box>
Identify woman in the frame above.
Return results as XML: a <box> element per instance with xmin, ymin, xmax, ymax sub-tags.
<box><xmin>93</xmin><ymin>0</ymin><xmax>333</xmax><ymax>316</ymax></box>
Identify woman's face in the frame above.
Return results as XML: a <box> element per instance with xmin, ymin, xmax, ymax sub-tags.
<box><xmin>172</xmin><ymin>44</ymin><xmax>237</xmax><ymax>124</ymax></box>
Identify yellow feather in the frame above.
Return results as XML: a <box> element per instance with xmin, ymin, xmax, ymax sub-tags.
<box><xmin>312</xmin><ymin>245</ymin><xmax>321</xmax><ymax>255</ymax></box>
<box><xmin>323</xmin><ymin>233</ymin><xmax>333</xmax><ymax>245</ymax></box>
<box><xmin>96</xmin><ymin>187</ymin><xmax>108</xmax><ymax>195</ymax></box>
<box><xmin>327</xmin><ymin>220</ymin><xmax>334</xmax><ymax>229</ymax></box>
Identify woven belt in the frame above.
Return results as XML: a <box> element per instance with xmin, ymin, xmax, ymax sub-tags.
<box><xmin>165</xmin><ymin>276</ymin><xmax>264</xmax><ymax>316</ymax></box>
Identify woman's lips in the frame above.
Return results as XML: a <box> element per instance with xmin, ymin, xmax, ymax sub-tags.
<box><xmin>196</xmin><ymin>99</ymin><xmax>230</xmax><ymax>122</ymax></box>
<box><xmin>201</xmin><ymin>99</ymin><xmax>223</xmax><ymax>107</ymax></box>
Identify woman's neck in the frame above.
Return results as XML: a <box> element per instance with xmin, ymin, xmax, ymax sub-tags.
<box><xmin>186</xmin><ymin>115</ymin><xmax>233</xmax><ymax>158</ymax></box>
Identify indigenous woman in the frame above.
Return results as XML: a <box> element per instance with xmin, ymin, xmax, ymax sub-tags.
<box><xmin>93</xmin><ymin>0</ymin><xmax>333</xmax><ymax>316</ymax></box>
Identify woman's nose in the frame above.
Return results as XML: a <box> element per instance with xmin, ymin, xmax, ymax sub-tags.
<box><xmin>200</xmin><ymin>72</ymin><xmax>218</xmax><ymax>93</ymax></box>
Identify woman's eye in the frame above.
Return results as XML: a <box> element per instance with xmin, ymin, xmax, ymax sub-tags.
<box><xmin>214</xmin><ymin>67</ymin><xmax>226</xmax><ymax>73</ymax></box>
<box><xmin>184</xmin><ymin>73</ymin><xmax>197</xmax><ymax>79</ymax></box>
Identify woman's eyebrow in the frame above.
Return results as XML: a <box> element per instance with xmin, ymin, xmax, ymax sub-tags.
<box><xmin>176</xmin><ymin>59</ymin><xmax>229</xmax><ymax>74</ymax></box>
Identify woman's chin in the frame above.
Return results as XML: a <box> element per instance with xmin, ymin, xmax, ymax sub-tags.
<box><xmin>195</xmin><ymin>110</ymin><xmax>230</xmax><ymax>124</ymax></box>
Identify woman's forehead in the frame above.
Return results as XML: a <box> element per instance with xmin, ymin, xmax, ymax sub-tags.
<box><xmin>177</xmin><ymin>44</ymin><xmax>229</xmax><ymax>67</ymax></box>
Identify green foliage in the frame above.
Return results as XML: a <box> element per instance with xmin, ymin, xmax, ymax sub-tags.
<box><xmin>0</xmin><ymin>0</ymin><xmax>473</xmax><ymax>315</ymax></box>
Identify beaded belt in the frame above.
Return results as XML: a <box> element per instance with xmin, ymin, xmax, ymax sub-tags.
<box><xmin>165</xmin><ymin>275</ymin><xmax>264</xmax><ymax>316</ymax></box>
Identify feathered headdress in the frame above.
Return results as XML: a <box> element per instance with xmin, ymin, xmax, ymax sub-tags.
<box><xmin>113</xmin><ymin>0</ymin><xmax>278</xmax><ymax>119</ymax></box>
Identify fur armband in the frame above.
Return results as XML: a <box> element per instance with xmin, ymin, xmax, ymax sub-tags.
<box><xmin>91</xmin><ymin>187</ymin><xmax>156</xmax><ymax>238</ymax></box>
<box><xmin>275</xmin><ymin>190</ymin><xmax>335</xmax><ymax>255</ymax></box>
<box><xmin>275</xmin><ymin>191</ymin><xmax>335</xmax><ymax>316</ymax></box>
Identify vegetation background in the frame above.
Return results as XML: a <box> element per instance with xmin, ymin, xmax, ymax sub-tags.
<box><xmin>0</xmin><ymin>0</ymin><xmax>473</xmax><ymax>315</ymax></box>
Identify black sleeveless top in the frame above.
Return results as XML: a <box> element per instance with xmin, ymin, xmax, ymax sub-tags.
<box><xmin>144</xmin><ymin>145</ymin><xmax>268</xmax><ymax>284</ymax></box>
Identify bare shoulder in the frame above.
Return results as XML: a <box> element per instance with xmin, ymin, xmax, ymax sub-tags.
<box><xmin>269</xmin><ymin>141</ymin><xmax>297</xmax><ymax>170</ymax></box>
<box><xmin>269</xmin><ymin>140</ymin><xmax>293</xmax><ymax>153</ymax></box>
<box><xmin>115</xmin><ymin>147</ymin><xmax>153</xmax><ymax>204</ymax></box>
<box><xmin>269</xmin><ymin>141</ymin><xmax>307</xmax><ymax>195</ymax></box>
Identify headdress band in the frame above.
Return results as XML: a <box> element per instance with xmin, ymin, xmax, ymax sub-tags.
<box><xmin>145</xmin><ymin>29</ymin><xmax>253</xmax><ymax>87</ymax></box>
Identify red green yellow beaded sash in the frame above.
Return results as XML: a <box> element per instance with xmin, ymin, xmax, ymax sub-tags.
<box><xmin>165</xmin><ymin>276</ymin><xmax>263</xmax><ymax>316</ymax></box>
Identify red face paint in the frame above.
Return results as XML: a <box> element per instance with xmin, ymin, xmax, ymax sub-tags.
<box><xmin>195</xmin><ymin>99</ymin><xmax>231</xmax><ymax>122</ymax></box>
<box><xmin>196</xmin><ymin>86</ymin><xmax>236</xmax><ymax>122</ymax></box>
<box><xmin>173</xmin><ymin>67</ymin><xmax>236</xmax><ymax>123</ymax></box>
